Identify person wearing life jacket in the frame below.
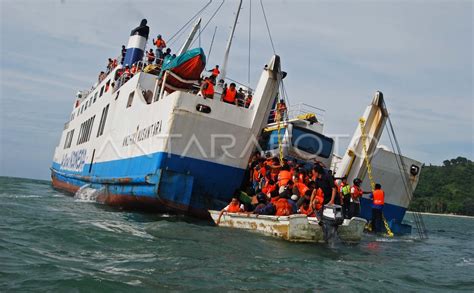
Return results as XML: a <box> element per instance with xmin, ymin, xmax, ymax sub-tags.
<box><xmin>293</xmin><ymin>174</ymin><xmax>309</xmax><ymax>197</ymax></box>
<box><xmin>312</xmin><ymin>164</ymin><xmax>337</xmax><ymax>205</ymax></box>
<box><xmin>200</xmin><ymin>76</ymin><xmax>215</xmax><ymax>99</ymax></box>
<box><xmin>298</xmin><ymin>199</ymin><xmax>316</xmax><ymax>217</ymax></box>
<box><xmin>278</xmin><ymin>165</ymin><xmax>292</xmax><ymax>187</ymax></box>
<box><xmin>153</xmin><ymin>35</ymin><xmax>166</xmax><ymax>59</ymax></box>
<box><xmin>370</xmin><ymin>183</ymin><xmax>385</xmax><ymax>233</ymax></box>
<box><xmin>216</xmin><ymin>194</ymin><xmax>245</xmax><ymax>225</ymax></box>
<box><xmin>310</xmin><ymin>182</ymin><xmax>325</xmax><ymax>219</ymax></box>
<box><xmin>350</xmin><ymin>178</ymin><xmax>370</xmax><ymax>218</ymax></box>
<box><xmin>274</xmin><ymin>188</ymin><xmax>293</xmax><ymax>216</ymax></box>
<box><xmin>262</xmin><ymin>177</ymin><xmax>277</xmax><ymax>196</ymax></box>
<box><xmin>222</xmin><ymin>82</ymin><xmax>237</xmax><ymax>105</ymax></box>
<box><xmin>112</xmin><ymin>58</ymin><xmax>118</xmax><ymax>69</ymax></box>
<box><xmin>146</xmin><ymin>49</ymin><xmax>155</xmax><ymax>65</ymax></box>
<box><xmin>339</xmin><ymin>177</ymin><xmax>352</xmax><ymax>219</ymax></box>
<box><xmin>252</xmin><ymin>159</ymin><xmax>266</xmax><ymax>191</ymax></box>
<box><xmin>208</xmin><ymin>65</ymin><xmax>220</xmax><ymax>78</ymax></box>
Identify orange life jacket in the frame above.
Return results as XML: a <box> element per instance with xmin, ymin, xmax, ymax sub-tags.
<box><xmin>314</xmin><ymin>188</ymin><xmax>324</xmax><ymax>210</ymax></box>
<box><xmin>295</xmin><ymin>182</ymin><xmax>309</xmax><ymax>196</ymax></box>
<box><xmin>351</xmin><ymin>185</ymin><xmax>363</xmax><ymax>199</ymax></box>
<box><xmin>202</xmin><ymin>80</ymin><xmax>214</xmax><ymax>97</ymax></box>
<box><xmin>299</xmin><ymin>205</ymin><xmax>315</xmax><ymax>217</ymax></box>
<box><xmin>124</xmin><ymin>68</ymin><xmax>131</xmax><ymax>77</ymax></box>
<box><xmin>212</xmin><ymin>68</ymin><xmax>220</xmax><ymax>76</ymax></box>
<box><xmin>274</xmin><ymin>198</ymin><xmax>292</xmax><ymax>216</ymax></box>
<box><xmin>223</xmin><ymin>87</ymin><xmax>236</xmax><ymax>103</ymax></box>
<box><xmin>262</xmin><ymin>181</ymin><xmax>276</xmax><ymax>195</ymax></box>
<box><xmin>227</xmin><ymin>202</ymin><xmax>241</xmax><ymax>213</ymax></box>
<box><xmin>278</xmin><ymin>170</ymin><xmax>292</xmax><ymax>187</ymax></box>
<box><xmin>155</xmin><ymin>39</ymin><xmax>166</xmax><ymax>49</ymax></box>
<box><xmin>373</xmin><ymin>189</ymin><xmax>385</xmax><ymax>205</ymax></box>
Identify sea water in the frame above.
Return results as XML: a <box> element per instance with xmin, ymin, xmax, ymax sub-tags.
<box><xmin>1</xmin><ymin>177</ymin><xmax>473</xmax><ymax>291</ymax></box>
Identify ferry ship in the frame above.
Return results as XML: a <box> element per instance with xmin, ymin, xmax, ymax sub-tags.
<box><xmin>51</xmin><ymin>2</ymin><xmax>425</xmax><ymax>235</ymax></box>
<box><xmin>51</xmin><ymin>4</ymin><xmax>284</xmax><ymax>218</ymax></box>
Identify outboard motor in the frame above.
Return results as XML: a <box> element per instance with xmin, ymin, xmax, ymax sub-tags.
<box><xmin>321</xmin><ymin>204</ymin><xmax>344</xmax><ymax>243</ymax></box>
<box><xmin>123</xmin><ymin>19</ymin><xmax>150</xmax><ymax>66</ymax></box>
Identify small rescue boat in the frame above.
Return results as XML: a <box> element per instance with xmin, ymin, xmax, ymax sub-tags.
<box><xmin>209</xmin><ymin>210</ymin><xmax>367</xmax><ymax>244</ymax></box>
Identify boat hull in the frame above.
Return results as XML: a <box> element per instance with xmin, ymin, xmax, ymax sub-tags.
<box><xmin>209</xmin><ymin>210</ymin><xmax>367</xmax><ymax>243</ymax></box>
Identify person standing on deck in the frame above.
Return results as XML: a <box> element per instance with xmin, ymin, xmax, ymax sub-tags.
<box><xmin>222</xmin><ymin>83</ymin><xmax>238</xmax><ymax>105</ymax></box>
<box><xmin>146</xmin><ymin>49</ymin><xmax>155</xmax><ymax>65</ymax></box>
<box><xmin>339</xmin><ymin>177</ymin><xmax>351</xmax><ymax>218</ymax></box>
<box><xmin>311</xmin><ymin>164</ymin><xmax>337</xmax><ymax>205</ymax></box>
<box><xmin>370</xmin><ymin>183</ymin><xmax>385</xmax><ymax>232</ymax></box>
<box><xmin>120</xmin><ymin>45</ymin><xmax>126</xmax><ymax>64</ymax></box>
<box><xmin>153</xmin><ymin>35</ymin><xmax>166</xmax><ymax>60</ymax></box>
<box><xmin>208</xmin><ymin>65</ymin><xmax>220</xmax><ymax>78</ymax></box>
<box><xmin>350</xmin><ymin>178</ymin><xmax>370</xmax><ymax>218</ymax></box>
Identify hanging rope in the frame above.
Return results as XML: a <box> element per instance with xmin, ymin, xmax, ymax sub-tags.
<box><xmin>259</xmin><ymin>0</ymin><xmax>276</xmax><ymax>54</ymax></box>
<box><xmin>248</xmin><ymin>0</ymin><xmax>252</xmax><ymax>84</ymax></box>
<box><xmin>167</xmin><ymin>0</ymin><xmax>212</xmax><ymax>45</ymax></box>
<box><xmin>359</xmin><ymin>118</ymin><xmax>394</xmax><ymax>237</ymax></box>
<box><xmin>382</xmin><ymin>100</ymin><xmax>427</xmax><ymax>239</ymax></box>
<box><xmin>190</xmin><ymin>0</ymin><xmax>225</xmax><ymax>47</ymax></box>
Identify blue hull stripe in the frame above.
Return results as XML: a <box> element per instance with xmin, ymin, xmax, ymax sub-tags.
<box><xmin>52</xmin><ymin>152</ymin><xmax>245</xmax><ymax>211</ymax></box>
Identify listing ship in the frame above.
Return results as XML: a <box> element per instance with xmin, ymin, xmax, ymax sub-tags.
<box><xmin>51</xmin><ymin>6</ymin><xmax>283</xmax><ymax>218</ymax></box>
<box><xmin>51</xmin><ymin>2</ymin><xmax>425</xmax><ymax>236</ymax></box>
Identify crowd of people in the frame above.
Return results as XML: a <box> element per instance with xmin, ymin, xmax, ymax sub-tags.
<box><xmin>198</xmin><ymin>65</ymin><xmax>253</xmax><ymax>107</ymax></box>
<box><xmin>217</xmin><ymin>152</ymin><xmax>386</xmax><ymax>232</ymax></box>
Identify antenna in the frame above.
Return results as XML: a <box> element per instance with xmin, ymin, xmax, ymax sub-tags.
<box><xmin>218</xmin><ymin>0</ymin><xmax>243</xmax><ymax>82</ymax></box>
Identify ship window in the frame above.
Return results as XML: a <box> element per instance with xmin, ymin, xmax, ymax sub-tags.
<box><xmin>100</xmin><ymin>85</ymin><xmax>104</xmax><ymax>97</ymax></box>
<box><xmin>115</xmin><ymin>91</ymin><xmax>120</xmax><ymax>100</ymax></box>
<box><xmin>291</xmin><ymin>126</ymin><xmax>333</xmax><ymax>158</ymax></box>
<box><xmin>97</xmin><ymin>104</ymin><xmax>109</xmax><ymax>137</ymax></box>
<box><xmin>84</xmin><ymin>101</ymin><xmax>88</xmax><ymax>111</ymax></box>
<box><xmin>127</xmin><ymin>91</ymin><xmax>134</xmax><ymax>108</ymax></box>
<box><xmin>94</xmin><ymin>92</ymin><xmax>98</xmax><ymax>102</ymax></box>
<box><xmin>63</xmin><ymin>129</ymin><xmax>75</xmax><ymax>149</ymax></box>
<box><xmin>105</xmin><ymin>80</ymin><xmax>110</xmax><ymax>92</ymax></box>
<box><xmin>77</xmin><ymin>115</ymin><xmax>96</xmax><ymax>145</ymax></box>
<box><xmin>261</xmin><ymin>128</ymin><xmax>287</xmax><ymax>150</ymax></box>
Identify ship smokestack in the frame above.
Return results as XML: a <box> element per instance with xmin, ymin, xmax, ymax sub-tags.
<box><xmin>123</xmin><ymin>19</ymin><xmax>149</xmax><ymax>66</ymax></box>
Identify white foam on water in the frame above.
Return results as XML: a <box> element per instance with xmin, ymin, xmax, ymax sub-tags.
<box><xmin>456</xmin><ymin>257</ymin><xmax>474</xmax><ymax>267</ymax></box>
<box><xmin>88</xmin><ymin>220</ymin><xmax>153</xmax><ymax>239</ymax></box>
<box><xmin>74</xmin><ymin>185</ymin><xmax>103</xmax><ymax>202</ymax></box>
<box><xmin>126</xmin><ymin>280</ymin><xmax>142</xmax><ymax>286</ymax></box>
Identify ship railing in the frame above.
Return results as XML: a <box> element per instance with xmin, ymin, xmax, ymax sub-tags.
<box><xmin>268</xmin><ymin>103</ymin><xmax>326</xmax><ymax>125</ymax></box>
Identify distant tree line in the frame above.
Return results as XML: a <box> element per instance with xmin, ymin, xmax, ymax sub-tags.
<box><xmin>410</xmin><ymin>157</ymin><xmax>474</xmax><ymax>216</ymax></box>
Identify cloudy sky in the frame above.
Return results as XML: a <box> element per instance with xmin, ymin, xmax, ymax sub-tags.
<box><xmin>0</xmin><ymin>0</ymin><xmax>472</xmax><ymax>180</ymax></box>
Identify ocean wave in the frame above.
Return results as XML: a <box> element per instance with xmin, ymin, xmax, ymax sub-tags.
<box><xmin>86</xmin><ymin>220</ymin><xmax>153</xmax><ymax>239</ymax></box>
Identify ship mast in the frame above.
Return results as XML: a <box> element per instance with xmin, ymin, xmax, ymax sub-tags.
<box><xmin>218</xmin><ymin>0</ymin><xmax>243</xmax><ymax>82</ymax></box>
<box><xmin>177</xmin><ymin>18</ymin><xmax>202</xmax><ymax>56</ymax></box>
